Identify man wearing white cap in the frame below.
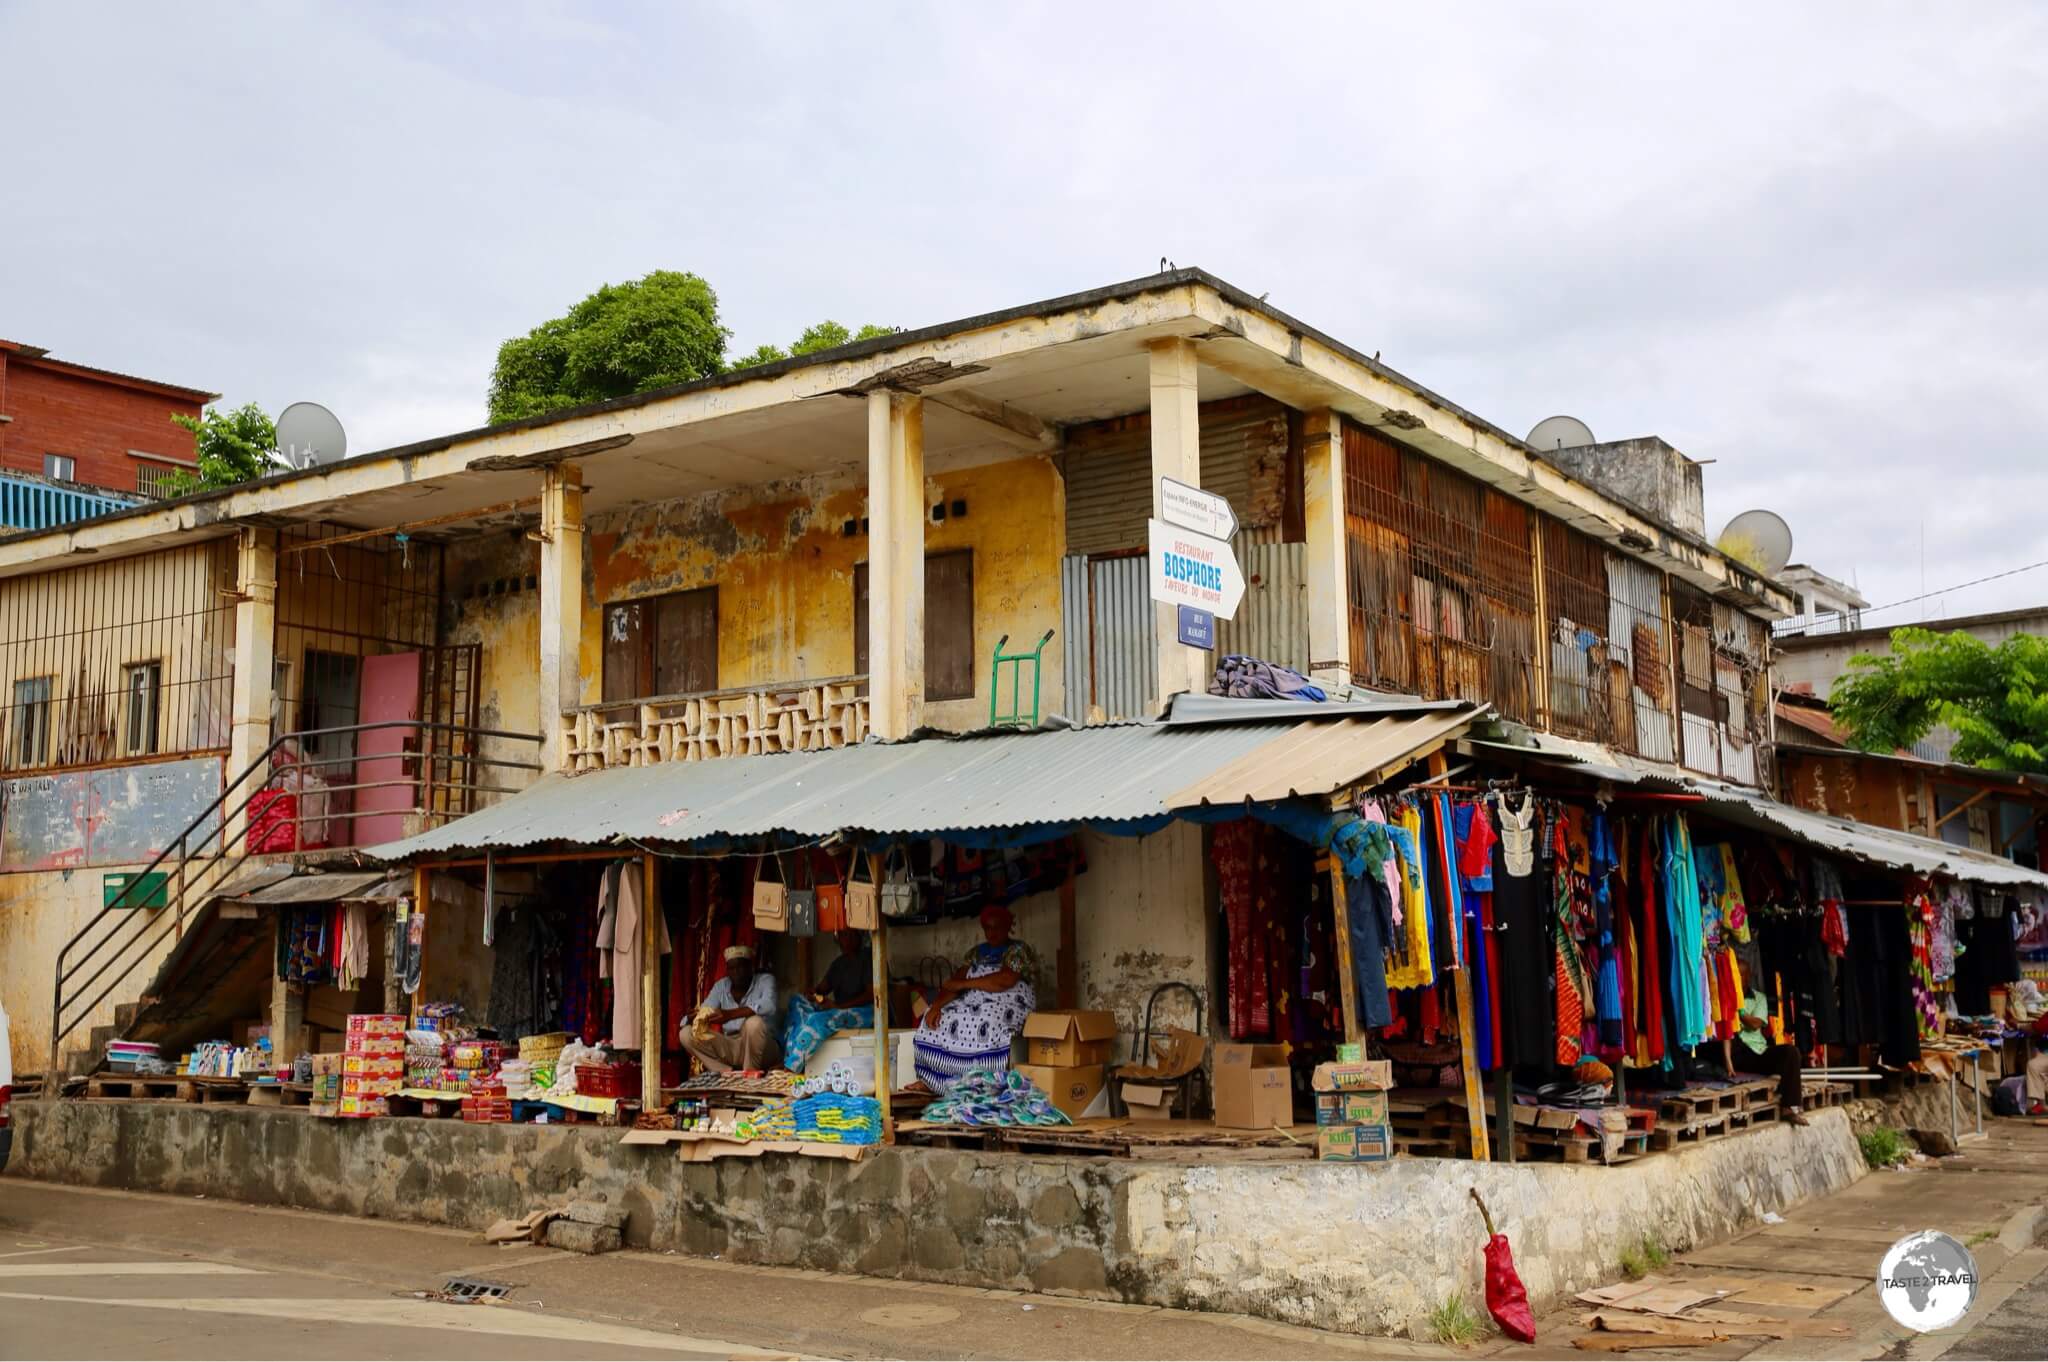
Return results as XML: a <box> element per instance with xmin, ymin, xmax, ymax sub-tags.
<box><xmin>680</xmin><ymin>944</ymin><xmax>783</xmax><ymax>1071</ymax></box>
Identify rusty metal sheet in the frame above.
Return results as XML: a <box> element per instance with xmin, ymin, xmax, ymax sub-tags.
<box><xmin>1163</xmin><ymin>708</ymin><xmax>1478</xmax><ymax>809</ymax></box>
<box><xmin>0</xmin><ymin>755</ymin><xmax>222</xmax><ymax>871</ymax></box>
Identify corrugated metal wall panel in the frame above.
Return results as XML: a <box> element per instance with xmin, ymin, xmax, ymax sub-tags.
<box><xmin>1604</xmin><ymin>554</ymin><xmax>1676</xmax><ymax>763</ymax></box>
<box><xmin>1682</xmin><ymin>712</ymin><xmax>1721</xmax><ymax>777</ymax></box>
<box><xmin>1059</xmin><ymin>555</ymin><xmax>1092</xmax><ymax>722</ymax></box>
<box><xmin>1063</xmin><ymin>397</ymin><xmax>1290</xmax><ymax>556</ymax></box>
<box><xmin>1089</xmin><ymin>555</ymin><xmax>1156</xmax><ymax>721</ymax></box>
<box><xmin>1215</xmin><ymin>538</ymin><xmax>1308</xmax><ymax>671</ymax></box>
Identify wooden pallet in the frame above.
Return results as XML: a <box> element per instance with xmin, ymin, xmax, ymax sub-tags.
<box><xmin>1658</xmin><ymin>1086</ymin><xmax>1745</xmax><ymax>1124</ymax></box>
<box><xmin>999</xmin><ymin>1128</ymin><xmax>1131</xmax><ymax>1158</ymax></box>
<box><xmin>1648</xmin><ymin>1113</ymin><xmax>1729</xmax><ymax>1150</ymax></box>
<box><xmin>245</xmin><ymin>1082</ymin><xmax>313</xmax><ymax>1108</ymax></box>
<box><xmin>1514</xmin><ymin>1131</ymin><xmax>1596</xmax><ymax>1163</ymax></box>
<box><xmin>191</xmin><ymin>1076</ymin><xmax>248</xmax><ymax>1104</ymax></box>
<box><xmin>85</xmin><ymin>1074</ymin><xmax>196</xmax><ymax>1103</ymax></box>
<box><xmin>1805</xmin><ymin>1081</ymin><xmax>1850</xmax><ymax>1109</ymax></box>
<box><xmin>1599</xmin><ymin>1132</ymin><xmax>1653</xmax><ymax>1164</ymax></box>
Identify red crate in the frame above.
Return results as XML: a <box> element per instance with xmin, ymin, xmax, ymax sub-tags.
<box><xmin>575</xmin><ymin>1062</ymin><xmax>641</xmax><ymax>1098</ymax></box>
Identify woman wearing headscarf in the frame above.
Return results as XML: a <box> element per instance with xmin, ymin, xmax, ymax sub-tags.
<box><xmin>912</xmin><ymin>904</ymin><xmax>1039</xmax><ymax>1093</ymax></box>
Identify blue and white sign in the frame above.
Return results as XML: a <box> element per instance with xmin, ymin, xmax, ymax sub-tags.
<box><xmin>1147</xmin><ymin>518</ymin><xmax>1245</xmax><ymax>618</ymax></box>
<box><xmin>1177</xmin><ymin>605</ymin><xmax>1216</xmax><ymax>649</ymax></box>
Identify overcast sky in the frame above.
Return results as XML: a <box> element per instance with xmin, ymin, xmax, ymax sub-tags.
<box><xmin>6</xmin><ymin>3</ymin><xmax>2044</xmax><ymax>625</ymax></box>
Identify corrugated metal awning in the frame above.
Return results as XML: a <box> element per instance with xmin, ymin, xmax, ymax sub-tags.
<box><xmin>232</xmin><ymin>870</ymin><xmax>405</xmax><ymax>905</ymax></box>
<box><xmin>365</xmin><ymin>697</ymin><xmax>1484</xmax><ymax>863</ymax></box>
<box><xmin>1473</xmin><ymin>733</ymin><xmax>2048</xmax><ymax>892</ymax></box>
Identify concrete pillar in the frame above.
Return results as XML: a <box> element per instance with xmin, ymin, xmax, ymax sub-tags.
<box><xmin>270</xmin><ymin>911</ymin><xmax>306</xmax><ymax>1069</ymax></box>
<box><xmin>866</xmin><ymin>391</ymin><xmax>925</xmax><ymax>740</ymax></box>
<box><xmin>1303</xmin><ymin>408</ymin><xmax>1351</xmax><ymax>688</ymax></box>
<box><xmin>225</xmin><ymin>527</ymin><xmax>277</xmax><ymax>846</ymax></box>
<box><xmin>538</xmin><ymin>462</ymin><xmax>585</xmax><ymax>773</ymax></box>
<box><xmin>1149</xmin><ymin>338</ymin><xmax>1209</xmax><ymax>706</ymax></box>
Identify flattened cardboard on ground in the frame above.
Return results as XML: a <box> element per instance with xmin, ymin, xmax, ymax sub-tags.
<box><xmin>1573</xmin><ymin>1277</ymin><xmax>1728</xmax><ymax>1316</ymax></box>
<box><xmin>616</xmin><ymin>1129</ymin><xmax>872</xmax><ymax>1162</ymax></box>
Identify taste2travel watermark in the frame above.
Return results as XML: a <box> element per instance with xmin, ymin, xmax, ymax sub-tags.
<box><xmin>1876</xmin><ymin>1231</ymin><xmax>1979</xmax><ymax>1333</ymax></box>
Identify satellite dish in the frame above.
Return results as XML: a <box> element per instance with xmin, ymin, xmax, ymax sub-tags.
<box><xmin>1527</xmin><ymin>414</ymin><xmax>1596</xmax><ymax>451</ymax></box>
<box><xmin>1717</xmin><ymin>508</ymin><xmax>1794</xmax><ymax>577</ymax></box>
<box><xmin>275</xmin><ymin>401</ymin><xmax>347</xmax><ymax>470</ymax></box>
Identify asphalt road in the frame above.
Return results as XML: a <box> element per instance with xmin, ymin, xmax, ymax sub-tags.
<box><xmin>0</xmin><ymin>1180</ymin><xmax>1407</xmax><ymax>1361</ymax></box>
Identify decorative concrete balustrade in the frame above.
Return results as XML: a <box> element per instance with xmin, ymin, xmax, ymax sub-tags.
<box><xmin>562</xmin><ymin>677</ymin><xmax>871</xmax><ymax>770</ymax></box>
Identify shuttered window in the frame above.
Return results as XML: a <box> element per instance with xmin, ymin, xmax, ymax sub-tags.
<box><xmin>602</xmin><ymin>588</ymin><xmax>718</xmax><ymax>702</ymax></box>
<box><xmin>853</xmin><ymin>550</ymin><xmax>976</xmax><ymax>702</ymax></box>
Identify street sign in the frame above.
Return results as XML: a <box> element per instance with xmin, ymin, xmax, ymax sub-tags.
<box><xmin>1158</xmin><ymin>477</ymin><xmax>1238</xmax><ymax>541</ymax></box>
<box><xmin>1147</xmin><ymin>518</ymin><xmax>1246</xmax><ymax>618</ymax></box>
<box><xmin>1177</xmin><ymin>605</ymin><xmax>1215</xmax><ymax>650</ymax></box>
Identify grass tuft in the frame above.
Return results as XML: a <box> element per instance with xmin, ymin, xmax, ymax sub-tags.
<box><xmin>1428</xmin><ymin>1291</ymin><xmax>1483</xmax><ymax>1346</ymax></box>
<box><xmin>1859</xmin><ymin>1125</ymin><xmax>1911</xmax><ymax>1168</ymax></box>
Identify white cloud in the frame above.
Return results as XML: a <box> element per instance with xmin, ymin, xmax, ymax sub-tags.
<box><xmin>4</xmin><ymin>1</ymin><xmax>2044</xmax><ymax>619</ymax></box>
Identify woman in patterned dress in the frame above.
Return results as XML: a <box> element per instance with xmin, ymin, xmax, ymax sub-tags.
<box><xmin>912</xmin><ymin>904</ymin><xmax>1038</xmax><ymax>1094</ymax></box>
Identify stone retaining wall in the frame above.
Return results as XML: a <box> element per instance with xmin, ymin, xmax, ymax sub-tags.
<box><xmin>6</xmin><ymin>1100</ymin><xmax>1866</xmax><ymax>1337</ymax></box>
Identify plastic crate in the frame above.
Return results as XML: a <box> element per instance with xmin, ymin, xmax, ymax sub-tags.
<box><xmin>575</xmin><ymin>1062</ymin><xmax>641</xmax><ymax>1098</ymax></box>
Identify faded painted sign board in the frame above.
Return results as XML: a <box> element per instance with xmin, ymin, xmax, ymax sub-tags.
<box><xmin>1147</xmin><ymin>518</ymin><xmax>1245</xmax><ymax>618</ymax></box>
<box><xmin>1</xmin><ymin>755</ymin><xmax>223</xmax><ymax>871</ymax></box>
<box><xmin>1159</xmin><ymin>477</ymin><xmax>1238</xmax><ymax>541</ymax></box>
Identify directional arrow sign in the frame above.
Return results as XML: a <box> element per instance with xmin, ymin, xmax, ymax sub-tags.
<box><xmin>1158</xmin><ymin>477</ymin><xmax>1238</xmax><ymax>541</ymax></box>
<box><xmin>1148</xmin><ymin>518</ymin><xmax>1245</xmax><ymax>619</ymax></box>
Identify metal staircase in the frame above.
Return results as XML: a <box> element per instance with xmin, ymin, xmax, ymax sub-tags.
<box><xmin>47</xmin><ymin>720</ymin><xmax>540</xmax><ymax>1080</ymax></box>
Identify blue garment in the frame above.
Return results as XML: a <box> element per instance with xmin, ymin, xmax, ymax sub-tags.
<box><xmin>1661</xmin><ymin>817</ymin><xmax>1707</xmax><ymax>1047</ymax></box>
<box><xmin>1342</xmin><ymin>868</ymin><xmax>1396</xmax><ymax>1029</ymax></box>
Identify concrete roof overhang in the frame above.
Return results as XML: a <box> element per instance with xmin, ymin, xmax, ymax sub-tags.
<box><xmin>0</xmin><ymin>269</ymin><xmax>1793</xmax><ymax>616</ymax></box>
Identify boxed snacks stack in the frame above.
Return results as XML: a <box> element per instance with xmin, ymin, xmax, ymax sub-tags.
<box><xmin>1312</xmin><ymin>1053</ymin><xmax>1393</xmax><ymax>1162</ymax></box>
<box><xmin>340</xmin><ymin>1013</ymin><xmax>405</xmax><ymax>1117</ymax></box>
<box><xmin>461</xmin><ymin>1081</ymin><xmax>510</xmax><ymax>1123</ymax></box>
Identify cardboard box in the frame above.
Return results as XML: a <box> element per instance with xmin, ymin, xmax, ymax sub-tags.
<box><xmin>1311</xmin><ymin>1059</ymin><xmax>1393</xmax><ymax>1092</ymax></box>
<box><xmin>338</xmin><ymin>1094</ymin><xmax>389</xmax><ymax>1117</ymax></box>
<box><xmin>1315</xmin><ymin>1090</ymin><xmax>1390</xmax><ymax>1126</ymax></box>
<box><xmin>1120</xmin><ymin>1081</ymin><xmax>1178</xmax><ymax>1121</ymax></box>
<box><xmin>1317</xmin><ymin>1122</ymin><xmax>1392</xmax><ymax>1162</ymax></box>
<box><xmin>308</xmin><ymin>1052</ymin><xmax>346</xmax><ymax>1076</ymax></box>
<box><xmin>345</xmin><ymin>1013</ymin><xmax>406</xmax><ymax>1039</ymax></box>
<box><xmin>342</xmin><ymin>1054</ymin><xmax>404</xmax><ymax>1077</ymax></box>
<box><xmin>1015</xmin><ymin>1063</ymin><xmax>1107</xmax><ymax>1119</ymax></box>
<box><xmin>1022</xmin><ymin>1010</ymin><xmax>1118</xmax><ymax>1068</ymax></box>
<box><xmin>1213</xmin><ymin>1043</ymin><xmax>1292</xmax><ymax>1129</ymax></box>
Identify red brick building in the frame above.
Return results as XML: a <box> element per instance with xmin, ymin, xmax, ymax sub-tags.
<box><xmin>0</xmin><ymin>339</ymin><xmax>216</xmax><ymax>497</ymax></box>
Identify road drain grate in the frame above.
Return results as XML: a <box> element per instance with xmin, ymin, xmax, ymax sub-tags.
<box><xmin>442</xmin><ymin>1277</ymin><xmax>514</xmax><ymax>1301</ymax></box>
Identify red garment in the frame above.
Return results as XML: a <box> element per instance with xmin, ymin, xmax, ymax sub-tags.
<box><xmin>1554</xmin><ymin>952</ymin><xmax>1583</xmax><ymax>1065</ymax></box>
<box><xmin>1214</xmin><ymin>821</ymin><xmax>1273</xmax><ymax>1039</ymax></box>
<box><xmin>1459</xmin><ymin>803</ymin><xmax>1505</xmax><ymax>1062</ymax></box>
<box><xmin>1713</xmin><ymin>947</ymin><xmax>1741</xmax><ymax>1042</ymax></box>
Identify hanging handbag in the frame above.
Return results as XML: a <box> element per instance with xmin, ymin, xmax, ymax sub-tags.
<box><xmin>845</xmin><ymin>848</ymin><xmax>880</xmax><ymax>931</ymax></box>
<box><xmin>815</xmin><ymin>853</ymin><xmax>847</xmax><ymax>934</ymax></box>
<box><xmin>785</xmin><ymin>851</ymin><xmax>818</xmax><ymax>938</ymax></box>
<box><xmin>752</xmin><ymin>852</ymin><xmax>788</xmax><ymax>932</ymax></box>
<box><xmin>879</xmin><ymin>843</ymin><xmax>920</xmax><ymax>920</ymax></box>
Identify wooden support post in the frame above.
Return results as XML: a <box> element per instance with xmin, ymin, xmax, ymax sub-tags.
<box><xmin>1326</xmin><ymin>853</ymin><xmax>1362</xmax><ymax>1044</ymax></box>
<box><xmin>1429</xmin><ymin>748</ymin><xmax>1491</xmax><ymax>1162</ymax></box>
<box><xmin>1057</xmin><ymin>867</ymin><xmax>1078</xmax><ymax>1010</ymax></box>
<box><xmin>641</xmin><ymin>852</ymin><xmax>661</xmax><ymax>1113</ymax></box>
<box><xmin>873</xmin><ymin>913</ymin><xmax>894</xmax><ymax>1144</ymax></box>
<box><xmin>1530</xmin><ymin>518</ymin><xmax>1552</xmax><ymax>730</ymax></box>
<box><xmin>1493</xmin><ymin>1065</ymin><xmax>1515</xmax><ymax>1164</ymax></box>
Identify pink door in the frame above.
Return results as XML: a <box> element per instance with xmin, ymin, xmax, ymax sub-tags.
<box><xmin>352</xmin><ymin>651</ymin><xmax>422</xmax><ymax>848</ymax></box>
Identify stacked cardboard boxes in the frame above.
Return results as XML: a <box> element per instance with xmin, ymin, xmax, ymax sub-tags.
<box><xmin>340</xmin><ymin>1013</ymin><xmax>405</xmax><ymax>1118</ymax></box>
<box><xmin>461</xmin><ymin>1081</ymin><xmax>511</xmax><ymax>1123</ymax></box>
<box><xmin>1312</xmin><ymin>1056</ymin><xmax>1393</xmax><ymax>1161</ymax></box>
<box><xmin>1015</xmin><ymin>1010</ymin><xmax>1117</xmax><ymax>1119</ymax></box>
<box><xmin>308</xmin><ymin>1052</ymin><xmax>345</xmax><ymax>1118</ymax></box>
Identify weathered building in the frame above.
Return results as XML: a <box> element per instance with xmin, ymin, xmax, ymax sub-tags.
<box><xmin>0</xmin><ymin>337</ymin><xmax>213</xmax><ymax>518</ymax></box>
<box><xmin>0</xmin><ymin>268</ymin><xmax>1798</xmax><ymax>1078</ymax></box>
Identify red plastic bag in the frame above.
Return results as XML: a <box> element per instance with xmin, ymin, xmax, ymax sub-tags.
<box><xmin>246</xmin><ymin>787</ymin><xmax>299</xmax><ymax>853</ymax></box>
<box><xmin>1483</xmin><ymin>1233</ymin><xmax>1536</xmax><ymax>1343</ymax></box>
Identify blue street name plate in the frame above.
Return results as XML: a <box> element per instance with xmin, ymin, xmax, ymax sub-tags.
<box><xmin>1177</xmin><ymin>605</ymin><xmax>1215</xmax><ymax>649</ymax></box>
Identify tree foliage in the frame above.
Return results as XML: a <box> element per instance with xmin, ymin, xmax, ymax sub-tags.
<box><xmin>487</xmin><ymin>270</ymin><xmax>731</xmax><ymax>423</ymax></box>
<box><xmin>729</xmin><ymin>319</ymin><xmax>898</xmax><ymax>370</ymax></box>
<box><xmin>1830</xmin><ymin>627</ymin><xmax>2048</xmax><ymax>772</ymax></box>
<box><xmin>163</xmin><ymin>401</ymin><xmax>282</xmax><ymax>495</ymax></box>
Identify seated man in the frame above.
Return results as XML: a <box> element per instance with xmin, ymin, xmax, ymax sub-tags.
<box><xmin>810</xmin><ymin>927</ymin><xmax>874</xmax><ymax>1008</ymax></box>
<box><xmin>2027</xmin><ymin>1031</ymin><xmax>2048</xmax><ymax>1116</ymax></box>
<box><xmin>1729</xmin><ymin>988</ymin><xmax>1809</xmax><ymax>1127</ymax></box>
<box><xmin>680</xmin><ymin>944</ymin><xmax>783</xmax><ymax>1072</ymax></box>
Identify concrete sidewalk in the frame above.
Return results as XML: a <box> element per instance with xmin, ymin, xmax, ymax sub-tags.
<box><xmin>1479</xmin><ymin>1119</ymin><xmax>2048</xmax><ymax>1359</ymax></box>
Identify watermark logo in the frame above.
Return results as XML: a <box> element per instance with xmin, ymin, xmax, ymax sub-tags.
<box><xmin>1877</xmin><ymin>1230</ymin><xmax>1978</xmax><ymax>1332</ymax></box>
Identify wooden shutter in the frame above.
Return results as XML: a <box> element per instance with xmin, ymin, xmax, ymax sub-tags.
<box><xmin>602</xmin><ymin>600</ymin><xmax>651</xmax><ymax>702</ymax></box>
<box><xmin>654</xmin><ymin>588</ymin><xmax>718</xmax><ymax>695</ymax></box>
<box><xmin>851</xmin><ymin>554</ymin><xmax>975</xmax><ymax>701</ymax></box>
<box><xmin>926</xmin><ymin>550</ymin><xmax>975</xmax><ymax>701</ymax></box>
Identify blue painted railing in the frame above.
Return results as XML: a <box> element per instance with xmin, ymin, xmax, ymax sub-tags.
<box><xmin>0</xmin><ymin>474</ymin><xmax>140</xmax><ymax>532</ymax></box>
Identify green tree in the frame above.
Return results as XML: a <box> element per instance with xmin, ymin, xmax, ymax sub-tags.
<box><xmin>729</xmin><ymin>320</ymin><xmax>898</xmax><ymax>370</ymax></box>
<box><xmin>487</xmin><ymin>270</ymin><xmax>731</xmax><ymax>423</ymax></box>
<box><xmin>1830</xmin><ymin>627</ymin><xmax>2048</xmax><ymax>772</ymax></box>
<box><xmin>163</xmin><ymin>401</ymin><xmax>281</xmax><ymax>494</ymax></box>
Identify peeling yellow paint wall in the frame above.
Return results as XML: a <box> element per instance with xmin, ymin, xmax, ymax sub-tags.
<box><xmin>0</xmin><ymin>863</ymin><xmax>176</xmax><ymax>1075</ymax></box>
<box><xmin>442</xmin><ymin>533</ymin><xmax>544</xmax><ymax>794</ymax></box>
<box><xmin>576</xmin><ymin>455</ymin><xmax>1067</xmax><ymax>730</ymax></box>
